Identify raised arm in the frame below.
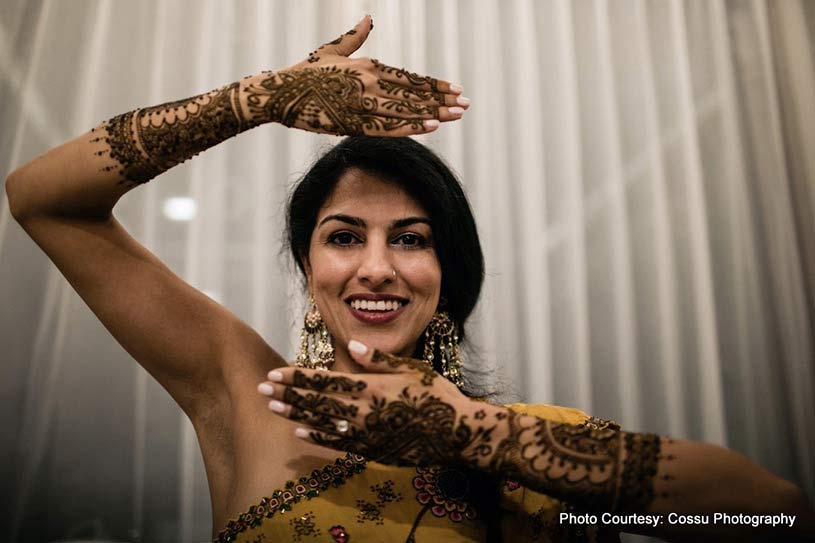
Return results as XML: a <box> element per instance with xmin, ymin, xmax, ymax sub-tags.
<box><xmin>4</xmin><ymin>15</ymin><xmax>467</xmax><ymax>416</ymax></box>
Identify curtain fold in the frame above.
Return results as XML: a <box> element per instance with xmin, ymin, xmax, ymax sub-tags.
<box><xmin>1</xmin><ymin>0</ymin><xmax>812</xmax><ymax>540</ymax></box>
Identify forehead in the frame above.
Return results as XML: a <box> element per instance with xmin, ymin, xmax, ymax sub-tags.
<box><xmin>319</xmin><ymin>169</ymin><xmax>429</xmax><ymax>221</ymax></box>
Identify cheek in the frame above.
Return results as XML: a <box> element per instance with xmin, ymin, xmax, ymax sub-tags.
<box><xmin>308</xmin><ymin>246</ymin><xmax>354</xmax><ymax>290</ymax></box>
<box><xmin>400</xmin><ymin>254</ymin><xmax>442</xmax><ymax>297</ymax></box>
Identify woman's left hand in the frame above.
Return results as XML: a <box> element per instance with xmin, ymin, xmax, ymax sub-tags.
<box><xmin>258</xmin><ymin>340</ymin><xmax>501</xmax><ymax>468</ymax></box>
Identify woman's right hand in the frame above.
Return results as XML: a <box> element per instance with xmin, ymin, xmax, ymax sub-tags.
<box><xmin>243</xmin><ymin>15</ymin><xmax>469</xmax><ymax>136</ymax></box>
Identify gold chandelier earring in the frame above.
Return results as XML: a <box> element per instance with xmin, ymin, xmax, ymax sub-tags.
<box><xmin>422</xmin><ymin>310</ymin><xmax>464</xmax><ymax>389</ymax></box>
<box><xmin>295</xmin><ymin>295</ymin><xmax>334</xmax><ymax>370</ymax></box>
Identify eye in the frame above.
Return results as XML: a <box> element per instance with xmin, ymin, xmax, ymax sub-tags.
<box><xmin>393</xmin><ymin>233</ymin><xmax>428</xmax><ymax>248</ymax></box>
<box><xmin>328</xmin><ymin>231</ymin><xmax>361</xmax><ymax>246</ymax></box>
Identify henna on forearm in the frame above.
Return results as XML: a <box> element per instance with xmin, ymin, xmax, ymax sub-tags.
<box><xmin>484</xmin><ymin>409</ymin><xmax>664</xmax><ymax>513</ymax></box>
<box><xmin>92</xmin><ymin>81</ymin><xmax>254</xmax><ymax>187</ymax></box>
<box><xmin>93</xmin><ymin>58</ymin><xmax>431</xmax><ymax>187</ymax></box>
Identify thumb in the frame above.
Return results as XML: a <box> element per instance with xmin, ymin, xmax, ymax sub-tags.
<box><xmin>319</xmin><ymin>14</ymin><xmax>373</xmax><ymax>57</ymax></box>
<box><xmin>347</xmin><ymin>340</ymin><xmax>406</xmax><ymax>373</ymax></box>
<box><xmin>348</xmin><ymin>340</ymin><xmax>439</xmax><ymax>385</ymax></box>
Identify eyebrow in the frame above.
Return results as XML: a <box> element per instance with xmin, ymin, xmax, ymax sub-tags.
<box><xmin>318</xmin><ymin>213</ymin><xmax>432</xmax><ymax>230</ymax></box>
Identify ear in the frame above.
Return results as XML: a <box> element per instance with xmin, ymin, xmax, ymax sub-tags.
<box><xmin>299</xmin><ymin>253</ymin><xmax>313</xmax><ymax>289</ymax></box>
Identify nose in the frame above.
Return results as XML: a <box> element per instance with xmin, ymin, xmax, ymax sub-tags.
<box><xmin>356</xmin><ymin>240</ymin><xmax>395</xmax><ymax>286</ymax></box>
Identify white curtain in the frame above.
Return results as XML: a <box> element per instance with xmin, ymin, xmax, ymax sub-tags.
<box><xmin>1</xmin><ymin>0</ymin><xmax>812</xmax><ymax>541</ymax></box>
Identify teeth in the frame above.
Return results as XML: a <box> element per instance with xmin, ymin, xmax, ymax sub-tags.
<box><xmin>350</xmin><ymin>299</ymin><xmax>403</xmax><ymax>311</ymax></box>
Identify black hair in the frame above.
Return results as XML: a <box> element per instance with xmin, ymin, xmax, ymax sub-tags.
<box><xmin>286</xmin><ymin>136</ymin><xmax>485</xmax><ymax>390</ymax></box>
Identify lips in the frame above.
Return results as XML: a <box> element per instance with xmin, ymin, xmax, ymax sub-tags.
<box><xmin>346</xmin><ymin>300</ymin><xmax>407</xmax><ymax>325</ymax></box>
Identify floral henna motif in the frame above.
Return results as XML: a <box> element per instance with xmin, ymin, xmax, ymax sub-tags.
<box><xmin>377</xmin><ymin>79</ymin><xmax>445</xmax><ymax>104</ymax></box>
<box><xmin>244</xmin><ymin>67</ymin><xmax>425</xmax><ymax>135</ymax></box>
<box><xmin>488</xmin><ymin>410</ymin><xmax>663</xmax><ymax>513</ymax></box>
<box><xmin>283</xmin><ymin>387</ymin><xmax>359</xmax><ymax>419</ymax></box>
<box><xmin>97</xmin><ymin>82</ymin><xmax>247</xmax><ymax>186</ymax></box>
<box><xmin>309</xmin><ymin>387</ymin><xmax>496</xmax><ymax>468</ymax></box>
<box><xmin>370</xmin><ymin>350</ymin><xmax>438</xmax><ymax>386</ymax></box>
<box><xmin>372</xmin><ymin>59</ymin><xmax>441</xmax><ymax>90</ymax></box>
<box><xmin>292</xmin><ymin>370</ymin><xmax>367</xmax><ymax>394</ymax></box>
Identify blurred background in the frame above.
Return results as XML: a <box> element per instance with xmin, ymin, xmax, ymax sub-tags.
<box><xmin>1</xmin><ymin>0</ymin><xmax>813</xmax><ymax>541</ymax></box>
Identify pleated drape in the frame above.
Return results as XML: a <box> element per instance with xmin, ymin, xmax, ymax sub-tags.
<box><xmin>1</xmin><ymin>1</ymin><xmax>812</xmax><ymax>540</ymax></box>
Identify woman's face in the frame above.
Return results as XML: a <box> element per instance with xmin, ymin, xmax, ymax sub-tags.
<box><xmin>304</xmin><ymin>168</ymin><xmax>441</xmax><ymax>360</ymax></box>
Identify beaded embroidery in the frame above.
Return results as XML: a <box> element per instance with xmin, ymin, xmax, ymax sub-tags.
<box><xmin>215</xmin><ymin>453</ymin><xmax>367</xmax><ymax>542</ymax></box>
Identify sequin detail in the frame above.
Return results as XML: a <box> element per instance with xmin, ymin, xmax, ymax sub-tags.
<box><xmin>215</xmin><ymin>454</ymin><xmax>367</xmax><ymax>542</ymax></box>
<box><xmin>412</xmin><ymin>466</ymin><xmax>476</xmax><ymax>523</ymax></box>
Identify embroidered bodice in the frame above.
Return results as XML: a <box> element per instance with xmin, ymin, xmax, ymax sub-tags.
<box><xmin>217</xmin><ymin>403</ymin><xmax>619</xmax><ymax>543</ymax></box>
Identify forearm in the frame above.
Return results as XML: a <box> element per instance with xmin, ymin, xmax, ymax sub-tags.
<box><xmin>473</xmin><ymin>406</ymin><xmax>811</xmax><ymax>520</ymax></box>
<box><xmin>6</xmin><ymin>72</ymin><xmax>281</xmax><ymax>221</ymax></box>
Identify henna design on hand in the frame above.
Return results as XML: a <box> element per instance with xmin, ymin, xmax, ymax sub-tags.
<box><xmin>372</xmin><ymin>59</ymin><xmax>440</xmax><ymax>90</ymax></box>
<box><xmin>377</xmin><ymin>79</ymin><xmax>445</xmax><ymax>104</ymax></box>
<box><xmin>308</xmin><ymin>29</ymin><xmax>357</xmax><ymax>64</ymax></box>
<box><xmin>96</xmin><ymin>82</ymin><xmax>248</xmax><ymax>186</ymax></box>
<box><xmin>370</xmin><ymin>350</ymin><xmax>438</xmax><ymax>386</ymax></box>
<box><xmin>309</xmin><ymin>387</ymin><xmax>495</xmax><ymax>467</ymax></box>
<box><xmin>381</xmin><ymin>99</ymin><xmax>439</xmax><ymax>117</ymax></box>
<box><xmin>292</xmin><ymin>370</ymin><xmax>367</xmax><ymax>394</ymax></box>
<box><xmin>283</xmin><ymin>387</ymin><xmax>359</xmax><ymax>418</ymax></box>
<box><xmin>244</xmin><ymin>67</ymin><xmax>425</xmax><ymax>135</ymax></box>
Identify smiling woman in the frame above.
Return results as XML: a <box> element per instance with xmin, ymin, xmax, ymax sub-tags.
<box><xmin>5</xmin><ymin>12</ymin><xmax>812</xmax><ymax>543</ymax></box>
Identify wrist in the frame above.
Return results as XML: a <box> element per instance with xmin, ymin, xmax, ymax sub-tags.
<box><xmin>457</xmin><ymin>402</ymin><xmax>513</xmax><ymax>472</ymax></box>
<box><xmin>239</xmin><ymin>71</ymin><xmax>285</xmax><ymax>126</ymax></box>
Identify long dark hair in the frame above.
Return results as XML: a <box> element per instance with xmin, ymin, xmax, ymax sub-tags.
<box><xmin>286</xmin><ymin>136</ymin><xmax>503</xmax><ymax>541</ymax></box>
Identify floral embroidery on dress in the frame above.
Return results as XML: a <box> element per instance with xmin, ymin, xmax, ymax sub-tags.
<box><xmin>215</xmin><ymin>454</ymin><xmax>367</xmax><ymax>542</ymax></box>
<box><xmin>412</xmin><ymin>467</ymin><xmax>477</xmax><ymax>522</ymax></box>
<box><xmin>328</xmin><ymin>525</ymin><xmax>349</xmax><ymax>543</ymax></box>
<box><xmin>356</xmin><ymin>479</ymin><xmax>403</xmax><ymax>524</ymax></box>
<box><xmin>290</xmin><ymin>511</ymin><xmax>320</xmax><ymax>541</ymax></box>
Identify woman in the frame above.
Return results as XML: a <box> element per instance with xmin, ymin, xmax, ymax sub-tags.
<box><xmin>6</xmin><ymin>15</ymin><xmax>811</xmax><ymax>542</ymax></box>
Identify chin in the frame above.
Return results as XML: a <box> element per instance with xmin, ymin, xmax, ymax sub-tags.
<box><xmin>356</xmin><ymin>332</ymin><xmax>415</xmax><ymax>357</ymax></box>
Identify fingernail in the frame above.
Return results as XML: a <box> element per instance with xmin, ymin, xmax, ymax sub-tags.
<box><xmin>456</xmin><ymin>96</ymin><xmax>470</xmax><ymax>107</ymax></box>
<box><xmin>268</xmin><ymin>370</ymin><xmax>284</xmax><ymax>382</ymax></box>
<box><xmin>450</xmin><ymin>83</ymin><xmax>464</xmax><ymax>93</ymax></box>
<box><xmin>348</xmin><ymin>339</ymin><xmax>368</xmax><ymax>355</ymax></box>
<box><xmin>424</xmin><ymin>119</ymin><xmax>440</xmax><ymax>130</ymax></box>
<box><xmin>449</xmin><ymin>106</ymin><xmax>464</xmax><ymax>117</ymax></box>
<box><xmin>294</xmin><ymin>428</ymin><xmax>310</xmax><ymax>438</ymax></box>
<box><xmin>268</xmin><ymin>400</ymin><xmax>286</xmax><ymax>413</ymax></box>
<box><xmin>258</xmin><ymin>383</ymin><xmax>274</xmax><ymax>396</ymax></box>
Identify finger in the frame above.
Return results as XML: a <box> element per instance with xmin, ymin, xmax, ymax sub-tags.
<box><xmin>264</xmin><ymin>367</ymin><xmax>368</xmax><ymax>395</ymax></box>
<box><xmin>373</xmin><ymin>99</ymin><xmax>465</xmax><ymax>123</ymax></box>
<box><xmin>376</xmin><ymin>79</ymin><xmax>471</xmax><ymax>109</ymax></box>
<box><xmin>277</xmin><ymin>385</ymin><xmax>363</xmax><ymax>420</ymax></box>
<box><xmin>291</xmin><ymin>115</ymin><xmax>441</xmax><ymax>137</ymax></box>
<box><xmin>371</xmin><ymin>59</ymin><xmax>462</xmax><ymax>94</ymax></box>
<box><xmin>348</xmin><ymin>340</ymin><xmax>439</xmax><ymax>386</ymax></box>
<box><xmin>311</xmin><ymin>15</ymin><xmax>373</xmax><ymax>60</ymax></box>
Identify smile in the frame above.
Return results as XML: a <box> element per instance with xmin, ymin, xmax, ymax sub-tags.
<box><xmin>346</xmin><ymin>299</ymin><xmax>408</xmax><ymax>324</ymax></box>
